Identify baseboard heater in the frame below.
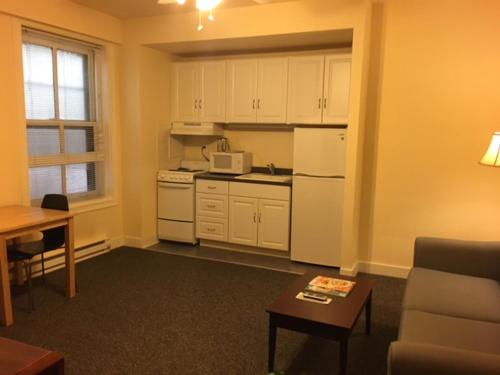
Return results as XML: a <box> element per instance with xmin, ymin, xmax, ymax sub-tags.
<box><xmin>9</xmin><ymin>238</ymin><xmax>110</xmax><ymax>280</ymax></box>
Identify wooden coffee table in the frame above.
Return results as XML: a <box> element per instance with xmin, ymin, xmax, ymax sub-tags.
<box><xmin>266</xmin><ymin>271</ymin><xmax>375</xmax><ymax>375</ymax></box>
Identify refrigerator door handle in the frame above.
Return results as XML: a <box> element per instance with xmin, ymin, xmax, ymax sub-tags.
<box><xmin>294</xmin><ymin>173</ymin><xmax>345</xmax><ymax>179</ymax></box>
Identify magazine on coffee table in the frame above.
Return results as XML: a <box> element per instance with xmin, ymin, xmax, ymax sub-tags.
<box><xmin>304</xmin><ymin>276</ymin><xmax>356</xmax><ymax>298</ymax></box>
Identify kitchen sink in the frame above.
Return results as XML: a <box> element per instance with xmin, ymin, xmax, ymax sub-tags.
<box><xmin>234</xmin><ymin>173</ymin><xmax>292</xmax><ymax>183</ymax></box>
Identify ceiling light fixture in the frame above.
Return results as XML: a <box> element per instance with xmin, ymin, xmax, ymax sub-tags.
<box><xmin>480</xmin><ymin>132</ymin><xmax>500</xmax><ymax>167</ymax></box>
<box><xmin>158</xmin><ymin>0</ymin><xmax>223</xmax><ymax>31</ymax></box>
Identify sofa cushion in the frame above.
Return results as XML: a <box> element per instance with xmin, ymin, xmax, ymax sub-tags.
<box><xmin>399</xmin><ymin>310</ymin><xmax>500</xmax><ymax>355</ymax></box>
<box><xmin>403</xmin><ymin>267</ymin><xmax>500</xmax><ymax>323</ymax></box>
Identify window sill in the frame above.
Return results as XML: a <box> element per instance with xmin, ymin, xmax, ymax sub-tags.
<box><xmin>69</xmin><ymin>196</ymin><xmax>118</xmax><ymax>214</ymax></box>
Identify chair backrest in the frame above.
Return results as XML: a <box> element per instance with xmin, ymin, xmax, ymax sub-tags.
<box><xmin>41</xmin><ymin>194</ymin><xmax>69</xmax><ymax>251</ymax></box>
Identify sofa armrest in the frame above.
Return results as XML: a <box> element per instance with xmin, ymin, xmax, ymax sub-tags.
<box><xmin>414</xmin><ymin>237</ymin><xmax>500</xmax><ymax>281</ymax></box>
<box><xmin>388</xmin><ymin>341</ymin><xmax>500</xmax><ymax>375</ymax></box>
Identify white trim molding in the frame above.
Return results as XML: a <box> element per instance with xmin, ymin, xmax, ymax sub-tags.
<box><xmin>358</xmin><ymin>261</ymin><xmax>410</xmax><ymax>279</ymax></box>
<box><xmin>123</xmin><ymin>236</ymin><xmax>159</xmax><ymax>249</ymax></box>
<box><xmin>340</xmin><ymin>261</ymin><xmax>359</xmax><ymax>276</ymax></box>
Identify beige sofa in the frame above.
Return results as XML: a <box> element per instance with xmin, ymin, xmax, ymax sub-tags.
<box><xmin>388</xmin><ymin>237</ymin><xmax>500</xmax><ymax>375</ymax></box>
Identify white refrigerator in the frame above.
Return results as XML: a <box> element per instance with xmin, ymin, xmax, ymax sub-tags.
<box><xmin>291</xmin><ymin>127</ymin><xmax>346</xmax><ymax>267</ymax></box>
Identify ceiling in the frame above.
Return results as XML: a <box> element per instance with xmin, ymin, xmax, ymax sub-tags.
<box><xmin>70</xmin><ymin>0</ymin><xmax>295</xmax><ymax>19</ymax></box>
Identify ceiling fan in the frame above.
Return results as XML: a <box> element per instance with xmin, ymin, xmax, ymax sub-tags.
<box><xmin>157</xmin><ymin>0</ymin><xmax>275</xmax><ymax>31</ymax></box>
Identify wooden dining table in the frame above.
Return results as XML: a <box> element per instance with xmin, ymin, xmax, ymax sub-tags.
<box><xmin>0</xmin><ymin>205</ymin><xmax>76</xmax><ymax>326</ymax></box>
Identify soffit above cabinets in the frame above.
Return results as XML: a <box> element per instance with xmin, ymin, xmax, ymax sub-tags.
<box><xmin>149</xmin><ymin>29</ymin><xmax>353</xmax><ymax>57</ymax></box>
<box><xmin>70</xmin><ymin>0</ymin><xmax>296</xmax><ymax>19</ymax></box>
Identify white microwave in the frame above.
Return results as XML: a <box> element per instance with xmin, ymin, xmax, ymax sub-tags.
<box><xmin>209</xmin><ymin>152</ymin><xmax>252</xmax><ymax>174</ymax></box>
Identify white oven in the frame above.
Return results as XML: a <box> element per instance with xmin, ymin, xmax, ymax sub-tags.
<box><xmin>158</xmin><ymin>182</ymin><xmax>194</xmax><ymax>222</ymax></box>
<box><xmin>157</xmin><ymin>166</ymin><xmax>206</xmax><ymax>244</ymax></box>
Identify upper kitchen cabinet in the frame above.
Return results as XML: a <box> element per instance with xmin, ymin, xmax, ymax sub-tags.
<box><xmin>287</xmin><ymin>54</ymin><xmax>351</xmax><ymax>125</ymax></box>
<box><xmin>323</xmin><ymin>55</ymin><xmax>352</xmax><ymax>124</ymax></box>
<box><xmin>171</xmin><ymin>61</ymin><xmax>226</xmax><ymax>122</ymax></box>
<box><xmin>226</xmin><ymin>57</ymin><xmax>288</xmax><ymax>123</ymax></box>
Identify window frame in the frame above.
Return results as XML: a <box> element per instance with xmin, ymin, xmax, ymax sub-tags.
<box><xmin>22</xmin><ymin>29</ymin><xmax>104</xmax><ymax>204</ymax></box>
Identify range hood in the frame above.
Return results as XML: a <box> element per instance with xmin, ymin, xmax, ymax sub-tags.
<box><xmin>170</xmin><ymin>122</ymin><xmax>224</xmax><ymax>136</ymax></box>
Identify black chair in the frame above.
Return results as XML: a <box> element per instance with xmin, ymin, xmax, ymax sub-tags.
<box><xmin>8</xmin><ymin>194</ymin><xmax>69</xmax><ymax>311</ymax></box>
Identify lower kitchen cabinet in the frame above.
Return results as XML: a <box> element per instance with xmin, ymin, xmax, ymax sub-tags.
<box><xmin>228</xmin><ymin>183</ymin><xmax>290</xmax><ymax>251</ymax></box>
<box><xmin>257</xmin><ymin>199</ymin><xmax>290</xmax><ymax>251</ymax></box>
<box><xmin>196</xmin><ymin>180</ymin><xmax>291</xmax><ymax>251</ymax></box>
<box><xmin>228</xmin><ymin>196</ymin><xmax>258</xmax><ymax>246</ymax></box>
<box><xmin>196</xmin><ymin>180</ymin><xmax>229</xmax><ymax>241</ymax></box>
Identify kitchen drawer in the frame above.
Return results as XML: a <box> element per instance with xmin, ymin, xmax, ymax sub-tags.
<box><xmin>229</xmin><ymin>182</ymin><xmax>290</xmax><ymax>201</ymax></box>
<box><xmin>196</xmin><ymin>216</ymin><xmax>228</xmax><ymax>241</ymax></box>
<box><xmin>196</xmin><ymin>193</ymin><xmax>228</xmax><ymax>218</ymax></box>
<box><xmin>196</xmin><ymin>179</ymin><xmax>229</xmax><ymax>195</ymax></box>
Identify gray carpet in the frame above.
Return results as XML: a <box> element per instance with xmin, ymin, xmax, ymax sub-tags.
<box><xmin>0</xmin><ymin>247</ymin><xmax>405</xmax><ymax>374</ymax></box>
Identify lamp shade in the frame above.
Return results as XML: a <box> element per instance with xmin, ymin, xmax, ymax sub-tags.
<box><xmin>480</xmin><ymin>132</ymin><xmax>500</xmax><ymax>166</ymax></box>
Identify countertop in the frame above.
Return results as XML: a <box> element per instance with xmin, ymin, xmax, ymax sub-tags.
<box><xmin>196</xmin><ymin>167</ymin><xmax>293</xmax><ymax>187</ymax></box>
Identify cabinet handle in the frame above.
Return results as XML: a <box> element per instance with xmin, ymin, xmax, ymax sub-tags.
<box><xmin>194</xmin><ymin>99</ymin><xmax>198</xmax><ymax>109</ymax></box>
<box><xmin>207</xmin><ymin>186</ymin><xmax>216</xmax><ymax>190</ymax></box>
<box><xmin>318</xmin><ymin>98</ymin><xmax>322</xmax><ymax>109</ymax></box>
<box><xmin>207</xmin><ymin>227</ymin><xmax>215</xmax><ymax>232</ymax></box>
<box><xmin>207</xmin><ymin>204</ymin><xmax>216</xmax><ymax>209</ymax></box>
<box><xmin>253</xmin><ymin>212</ymin><xmax>256</xmax><ymax>223</ymax></box>
<box><xmin>323</xmin><ymin>98</ymin><xmax>327</xmax><ymax>109</ymax></box>
<box><xmin>258</xmin><ymin>212</ymin><xmax>262</xmax><ymax>223</ymax></box>
<box><xmin>257</xmin><ymin>99</ymin><xmax>261</xmax><ymax>109</ymax></box>
<box><xmin>252</xmin><ymin>99</ymin><xmax>255</xmax><ymax>109</ymax></box>
<box><xmin>199</xmin><ymin>99</ymin><xmax>202</xmax><ymax>109</ymax></box>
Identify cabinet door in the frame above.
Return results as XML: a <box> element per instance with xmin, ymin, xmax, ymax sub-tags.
<box><xmin>287</xmin><ymin>56</ymin><xmax>324</xmax><ymax>124</ymax></box>
<box><xmin>257</xmin><ymin>199</ymin><xmax>290</xmax><ymax>251</ymax></box>
<box><xmin>228</xmin><ymin>196</ymin><xmax>258</xmax><ymax>246</ymax></box>
<box><xmin>257</xmin><ymin>58</ymin><xmax>288</xmax><ymax>123</ymax></box>
<box><xmin>226</xmin><ymin>59</ymin><xmax>258</xmax><ymax>123</ymax></box>
<box><xmin>171</xmin><ymin>62</ymin><xmax>199</xmax><ymax>122</ymax></box>
<box><xmin>323</xmin><ymin>55</ymin><xmax>351</xmax><ymax>124</ymax></box>
<box><xmin>199</xmin><ymin>61</ymin><xmax>226</xmax><ymax>122</ymax></box>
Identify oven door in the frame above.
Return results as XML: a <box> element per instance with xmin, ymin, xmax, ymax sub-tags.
<box><xmin>158</xmin><ymin>181</ymin><xmax>195</xmax><ymax>222</ymax></box>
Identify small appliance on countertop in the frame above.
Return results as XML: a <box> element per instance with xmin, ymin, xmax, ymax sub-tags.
<box><xmin>157</xmin><ymin>160</ymin><xmax>209</xmax><ymax>244</ymax></box>
<box><xmin>209</xmin><ymin>151</ymin><xmax>252</xmax><ymax>175</ymax></box>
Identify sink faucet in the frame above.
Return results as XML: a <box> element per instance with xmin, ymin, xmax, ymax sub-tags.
<box><xmin>267</xmin><ymin>163</ymin><xmax>276</xmax><ymax>175</ymax></box>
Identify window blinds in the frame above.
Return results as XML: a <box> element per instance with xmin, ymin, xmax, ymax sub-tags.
<box><xmin>22</xmin><ymin>29</ymin><xmax>103</xmax><ymax>202</ymax></box>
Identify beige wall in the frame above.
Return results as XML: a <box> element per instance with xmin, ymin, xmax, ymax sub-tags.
<box><xmin>0</xmin><ymin>3</ymin><xmax>125</xmax><ymax>249</ymax></box>
<box><xmin>126</xmin><ymin>0</ymin><xmax>368</xmax><ymax>46</ymax></box>
<box><xmin>360</xmin><ymin>0</ymin><xmax>500</xmax><ymax>275</ymax></box>
<box><xmin>183</xmin><ymin>126</ymin><xmax>294</xmax><ymax>168</ymax></box>
<box><xmin>0</xmin><ymin>14</ymin><xmax>27</xmax><ymax>207</ymax></box>
<box><xmin>120</xmin><ymin>42</ymin><xmax>171</xmax><ymax>247</ymax></box>
<box><xmin>0</xmin><ymin>0</ymin><xmax>122</xmax><ymax>43</ymax></box>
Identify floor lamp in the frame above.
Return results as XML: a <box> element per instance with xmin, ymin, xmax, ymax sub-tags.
<box><xmin>480</xmin><ymin>132</ymin><xmax>500</xmax><ymax>166</ymax></box>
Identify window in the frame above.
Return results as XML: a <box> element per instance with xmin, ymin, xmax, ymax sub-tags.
<box><xmin>22</xmin><ymin>29</ymin><xmax>103</xmax><ymax>203</ymax></box>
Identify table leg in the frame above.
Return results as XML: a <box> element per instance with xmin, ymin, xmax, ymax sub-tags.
<box><xmin>366</xmin><ymin>291</ymin><xmax>372</xmax><ymax>335</ymax></box>
<box><xmin>0</xmin><ymin>236</ymin><xmax>13</xmax><ymax>326</ymax></box>
<box><xmin>64</xmin><ymin>217</ymin><xmax>76</xmax><ymax>298</ymax></box>
<box><xmin>340</xmin><ymin>337</ymin><xmax>348</xmax><ymax>375</ymax></box>
<box><xmin>268</xmin><ymin>315</ymin><xmax>277</xmax><ymax>373</ymax></box>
